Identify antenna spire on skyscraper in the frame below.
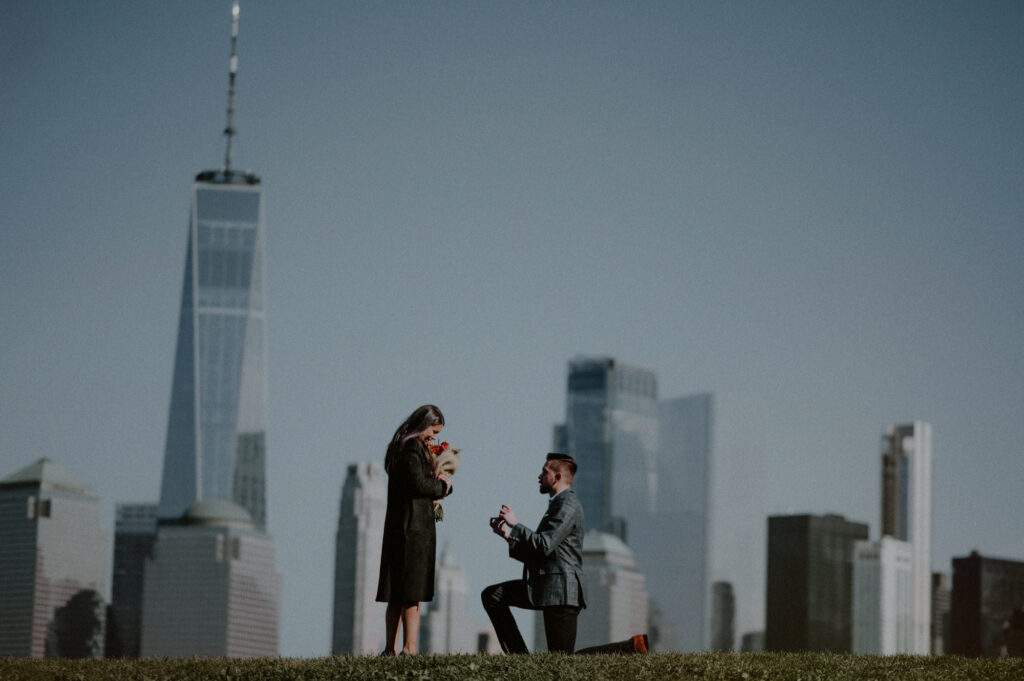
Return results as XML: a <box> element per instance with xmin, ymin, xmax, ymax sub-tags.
<box><xmin>223</xmin><ymin>0</ymin><xmax>240</xmax><ymax>173</ymax></box>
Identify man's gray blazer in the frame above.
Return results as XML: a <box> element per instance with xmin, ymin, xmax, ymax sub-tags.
<box><xmin>507</xmin><ymin>487</ymin><xmax>587</xmax><ymax>609</ymax></box>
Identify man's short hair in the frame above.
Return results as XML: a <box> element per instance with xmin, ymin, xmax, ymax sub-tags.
<box><xmin>546</xmin><ymin>452</ymin><xmax>577</xmax><ymax>480</ymax></box>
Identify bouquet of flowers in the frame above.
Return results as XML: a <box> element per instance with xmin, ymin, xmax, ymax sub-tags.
<box><xmin>428</xmin><ymin>441</ymin><xmax>461</xmax><ymax>521</ymax></box>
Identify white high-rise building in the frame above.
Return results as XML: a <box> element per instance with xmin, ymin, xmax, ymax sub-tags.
<box><xmin>881</xmin><ymin>422</ymin><xmax>932</xmax><ymax>654</ymax></box>
<box><xmin>331</xmin><ymin>462</ymin><xmax>387</xmax><ymax>655</ymax></box>
<box><xmin>140</xmin><ymin>499</ymin><xmax>279</xmax><ymax>657</ymax></box>
<box><xmin>852</xmin><ymin>536</ymin><xmax>914</xmax><ymax>654</ymax></box>
<box><xmin>0</xmin><ymin>459</ymin><xmax>108</xmax><ymax>658</ymax></box>
<box><xmin>423</xmin><ymin>542</ymin><xmax>477</xmax><ymax>653</ymax></box>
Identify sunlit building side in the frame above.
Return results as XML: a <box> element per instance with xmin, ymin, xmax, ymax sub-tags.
<box><xmin>852</xmin><ymin>536</ymin><xmax>914</xmax><ymax>654</ymax></box>
<box><xmin>880</xmin><ymin>422</ymin><xmax>932</xmax><ymax>654</ymax></box>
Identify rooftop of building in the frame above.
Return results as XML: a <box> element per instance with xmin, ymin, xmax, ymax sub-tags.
<box><xmin>195</xmin><ymin>168</ymin><xmax>261</xmax><ymax>185</ymax></box>
<box><xmin>582</xmin><ymin>530</ymin><xmax>635</xmax><ymax>558</ymax></box>
<box><xmin>182</xmin><ymin>498</ymin><xmax>254</xmax><ymax>528</ymax></box>
<box><xmin>0</xmin><ymin>457</ymin><xmax>92</xmax><ymax>494</ymax></box>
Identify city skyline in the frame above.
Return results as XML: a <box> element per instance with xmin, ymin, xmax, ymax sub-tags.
<box><xmin>2</xmin><ymin>2</ymin><xmax>1023</xmax><ymax>656</ymax></box>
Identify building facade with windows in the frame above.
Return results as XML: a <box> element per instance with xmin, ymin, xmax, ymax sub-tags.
<box><xmin>852</xmin><ymin>536</ymin><xmax>914</xmax><ymax>654</ymax></box>
<box><xmin>141</xmin><ymin>499</ymin><xmax>279</xmax><ymax>657</ymax></box>
<box><xmin>0</xmin><ymin>459</ymin><xmax>108</xmax><ymax>658</ymax></box>
<box><xmin>765</xmin><ymin>513</ymin><xmax>869</xmax><ymax>652</ymax></box>
<box><xmin>157</xmin><ymin>171</ymin><xmax>268</xmax><ymax>530</ymax></box>
<box><xmin>950</xmin><ymin>551</ymin><xmax>1024</xmax><ymax>657</ymax></box>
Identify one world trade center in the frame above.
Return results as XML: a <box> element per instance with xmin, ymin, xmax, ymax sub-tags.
<box><xmin>157</xmin><ymin>2</ymin><xmax>268</xmax><ymax>530</ymax></box>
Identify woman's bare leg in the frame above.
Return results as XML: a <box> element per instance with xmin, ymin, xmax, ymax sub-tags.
<box><xmin>383</xmin><ymin>601</ymin><xmax>403</xmax><ymax>655</ymax></box>
<box><xmin>401</xmin><ymin>602</ymin><xmax>421</xmax><ymax>655</ymax></box>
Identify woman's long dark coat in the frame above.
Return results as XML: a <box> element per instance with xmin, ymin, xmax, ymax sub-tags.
<box><xmin>375</xmin><ymin>439</ymin><xmax>449</xmax><ymax>603</ymax></box>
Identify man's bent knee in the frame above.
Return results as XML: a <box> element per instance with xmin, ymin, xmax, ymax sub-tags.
<box><xmin>481</xmin><ymin>584</ymin><xmax>500</xmax><ymax>609</ymax></box>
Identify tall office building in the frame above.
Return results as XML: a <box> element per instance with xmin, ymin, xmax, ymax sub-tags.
<box><xmin>851</xmin><ymin>536</ymin><xmax>913</xmax><ymax>654</ymax></box>
<box><xmin>765</xmin><ymin>513</ymin><xmax>869</xmax><ymax>652</ymax></box>
<box><xmin>560</xmin><ymin>357</ymin><xmax>659</xmax><ymax>537</ymax></box>
<box><xmin>950</xmin><ymin>551</ymin><xmax>1024</xmax><ymax>657</ymax></box>
<box><xmin>555</xmin><ymin>357</ymin><xmax>768</xmax><ymax>651</ymax></box>
<box><xmin>140</xmin><ymin>499</ymin><xmax>279</xmax><ymax>657</ymax></box>
<box><xmin>880</xmin><ymin>422</ymin><xmax>932</xmax><ymax>654</ymax></box>
<box><xmin>422</xmin><ymin>542</ymin><xmax>477</xmax><ymax>654</ymax></box>
<box><xmin>157</xmin><ymin>1</ymin><xmax>268</xmax><ymax>530</ymax></box>
<box><xmin>538</xmin><ymin>531</ymin><xmax>649</xmax><ymax>651</ymax></box>
<box><xmin>657</xmin><ymin>392</ymin><xmax>769</xmax><ymax>650</ymax></box>
<box><xmin>107</xmin><ymin>503</ymin><xmax>158</xmax><ymax>657</ymax></box>
<box><xmin>0</xmin><ymin>459</ymin><xmax>108</xmax><ymax>658</ymax></box>
<box><xmin>710</xmin><ymin>582</ymin><xmax>735</xmax><ymax>651</ymax></box>
<box><xmin>931</xmin><ymin>572</ymin><xmax>951</xmax><ymax>654</ymax></box>
<box><xmin>135</xmin><ymin>5</ymin><xmax>278</xmax><ymax>657</ymax></box>
<box><xmin>331</xmin><ymin>462</ymin><xmax>387</xmax><ymax>655</ymax></box>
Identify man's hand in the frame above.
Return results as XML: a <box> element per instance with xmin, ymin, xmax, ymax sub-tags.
<box><xmin>489</xmin><ymin>516</ymin><xmax>512</xmax><ymax>541</ymax></box>
<box><xmin>498</xmin><ymin>504</ymin><xmax>518</xmax><ymax>527</ymax></box>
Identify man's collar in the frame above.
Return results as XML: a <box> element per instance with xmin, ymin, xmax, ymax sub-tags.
<box><xmin>548</xmin><ymin>486</ymin><xmax>570</xmax><ymax>502</ymax></box>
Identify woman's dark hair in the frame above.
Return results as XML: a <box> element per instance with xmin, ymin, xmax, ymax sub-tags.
<box><xmin>384</xmin><ymin>404</ymin><xmax>445</xmax><ymax>474</ymax></box>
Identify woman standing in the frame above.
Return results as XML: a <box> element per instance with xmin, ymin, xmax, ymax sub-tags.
<box><xmin>376</xmin><ymin>404</ymin><xmax>452</xmax><ymax>655</ymax></box>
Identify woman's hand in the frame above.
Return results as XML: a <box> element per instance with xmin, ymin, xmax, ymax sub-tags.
<box><xmin>437</xmin><ymin>473</ymin><xmax>452</xmax><ymax>495</ymax></box>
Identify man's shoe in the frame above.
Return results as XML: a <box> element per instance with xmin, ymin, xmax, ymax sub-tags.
<box><xmin>631</xmin><ymin>634</ymin><xmax>649</xmax><ymax>653</ymax></box>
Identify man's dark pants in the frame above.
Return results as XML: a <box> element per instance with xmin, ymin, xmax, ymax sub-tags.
<box><xmin>481</xmin><ymin>580</ymin><xmax>580</xmax><ymax>654</ymax></box>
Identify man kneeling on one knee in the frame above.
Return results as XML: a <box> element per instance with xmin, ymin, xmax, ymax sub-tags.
<box><xmin>481</xmin><ymin>452</ymin><xmax>648</xmax><ymax>655</ymax></box>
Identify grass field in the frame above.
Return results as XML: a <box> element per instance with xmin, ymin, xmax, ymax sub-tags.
<box><xmin>2</xmin><ymin>652</ymin><xmax>1023</xmax><ymax>681</ymax></box>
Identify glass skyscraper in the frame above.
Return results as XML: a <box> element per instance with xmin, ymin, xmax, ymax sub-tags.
<box><xmin>157</xmin><ymin>170</ymin><xmax>268</xmax><ymax>530</ymax></box>
<box><xmin>555</xmin><ymin>357</ymin><xmax>769</xmax><ymax>651</ymax></box>
<box><xmin>561</xmin><ymin>357</ymin><xmax>659</xmax><ymax>538</ymax></box>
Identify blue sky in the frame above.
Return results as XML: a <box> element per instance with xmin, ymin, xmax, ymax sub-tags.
<box><xmin>2</xmin><ymin>1</ymin><xmax>1022</xmax><ymax>656</ymax></box>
